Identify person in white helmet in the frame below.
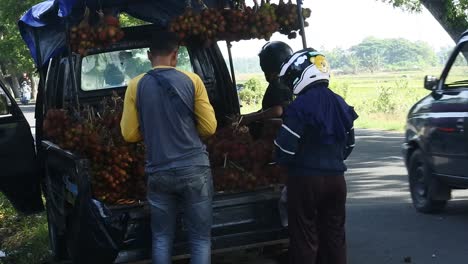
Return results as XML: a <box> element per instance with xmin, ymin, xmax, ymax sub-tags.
<box><xmin>274</xmin><ymin>48</ymin><xmax>358</xmax><ymax>264</ymax></box>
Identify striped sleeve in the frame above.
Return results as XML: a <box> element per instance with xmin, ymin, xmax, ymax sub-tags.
<box><xmin>343</xmin><ymin>127</ymin><xmax>355</xmax><ymax>160</ymax></box>
<box><xmin>178</xmin><ymin>70</ymin><xmax>217</xmax><ymax>138</ymax></box>
<box><xmin>274</xmin><ymin>113</ymin><xmax>304</xmax><ymax>165</ymax></box>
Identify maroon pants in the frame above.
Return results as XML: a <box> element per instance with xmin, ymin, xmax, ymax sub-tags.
<box><xmin>287</xmin><ymin>175</ymin><xmax>347</xmax><ymax>264</ymax></box>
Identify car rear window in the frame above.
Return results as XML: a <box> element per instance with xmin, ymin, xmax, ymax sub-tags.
<box><xmin>81</xmin><ymin>46</ymin><xmax>193</xmax><ymax>91</ymax></box>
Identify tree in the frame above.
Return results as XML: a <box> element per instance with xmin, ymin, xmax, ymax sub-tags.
<box><xmin>345</xmin><ymin>54</ymin><xmax>361</xmax><ymax>74</ymax></box>
<box><xmin>381</xmin><ymin>0</ymin><xmax>468</xmax><ymax>43</ymax></box>
<box><xmin>437</xmin><ymin>46</ymin><xmax>453</xmax><ymax>65</ymax></box>
<box><xmin>348</xmin><ymin>37</ymin><xmax>438</xmax><ymax>71</ymax></box>
<box><xmin>350</xmin><ymin>37</ymin><xmax>387</xmax><ymax>73</ymax></box>
<box><xmin>119</xmin><ymin>13</ymin><xmax>148</xmax><ymax>27</ymax></box>
<box><xmin>0</xmin><ymin>0</ymin><xmax>42</xmax><ymax>98</ymax></box>
<box><xmin>324</xmin><ymin>48</ymin><xmax>348</xmax><ymax>70</ymax></box>
<box><xmin>238</xmin><ymin>78</ymin><xmax>265</xmax><ymax>105</ymax></box>
<box><xmin>383</xmin><ymin>38</ymin><xmax>437</xmax><ymax>67</ymax></box>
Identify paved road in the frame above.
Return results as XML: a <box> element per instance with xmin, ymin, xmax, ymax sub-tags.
<box><xmin>19</xmin><ymin>103</ymin><xmax>35</xmax><ymax>137</ymax></box>
<box><xmin>19</xmin><ymin>105</ymin><xmax>468</xmax><ymax>264</ymax></box>
<box><xmin>347</xmin><ymin>129</ymin><xmax>468</xmax><ymax>264</ymax></box>
<box><xmin>209</xmin><ymin>129</ymin><xmax>468</xmax><ymax>264</ymax></box>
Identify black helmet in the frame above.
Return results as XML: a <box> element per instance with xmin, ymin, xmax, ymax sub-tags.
<box><xmin>259</xmin><ymin>41</ymin><xmax>293</xmax><ymax>74</ymax></box>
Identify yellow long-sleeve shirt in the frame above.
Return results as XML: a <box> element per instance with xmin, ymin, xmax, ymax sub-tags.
<box><xmin>120</xmin><ymin>66</ymin><xmax>217</xmax><ymax>143</ymax></box>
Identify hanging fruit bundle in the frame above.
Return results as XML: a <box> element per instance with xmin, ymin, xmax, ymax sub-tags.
<box><xmin>250</xmin><ymin>0</ymin><xmax>279</xmax><ymax>40</ymax></box>
<box><xmin>169</xmin><ymin>0</ymin><xmax>311</xmax><ymax>44</ymax></box>
<box><xmin>43</xmin><ymin>93</ymin><xmax>145</xmax><ymax>205</ymax></box>
<box><xmin>70</xmin><ymin>8</ymin><xmax>97</xmax><ymax>57</ymax></box>
<box><xmin>95</xmin><ymin>11</ymin><xmax>125</xmax><ymax>49</ymax></box>
<box><xmin>169</xmin><ymin>8</ymin><xmax>226</xmax><ymax>47</ymax></box>
<box><xmin>70</xmin><ymin>8</ymin><xmax>125</xmax><ymax>56</ymax></box>
<box><xmin>274</xmin><ymin>0</ymin><xmax>311</xmax><ymax>39</ymax></box>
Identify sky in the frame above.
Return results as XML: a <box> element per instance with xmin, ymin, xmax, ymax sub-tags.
<box><xmin>219</xmin><ymin>0</ymin><xmax>455</xmax><ymax>58</ymax></box>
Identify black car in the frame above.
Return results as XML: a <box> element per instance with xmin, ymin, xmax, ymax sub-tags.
<box><xmin>403</xmin><ymin>30</ymin><xmax>468</xmax><ymax>213</ymax></box>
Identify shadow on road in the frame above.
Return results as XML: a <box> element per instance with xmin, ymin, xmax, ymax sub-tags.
<box><xmin>346</xmin><ymin>130</ymin><xmax>411</xmax><ymax>204</ymax></box>
<box><xmin>346</xmin><ymin>130</ymin><xmax>468</xmax><ymax>264</ymax></box>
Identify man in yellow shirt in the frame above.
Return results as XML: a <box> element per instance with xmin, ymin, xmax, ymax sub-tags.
<box><xmin>121</xmin><ymin>31</ymin><xmax>217</xmax><ymax>264</ymax></box>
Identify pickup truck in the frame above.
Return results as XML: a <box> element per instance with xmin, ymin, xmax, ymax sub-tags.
<box><xmin>0</xmin><ymin>8</ymin><xmax>288</xmax><ymax>264</ymax></box>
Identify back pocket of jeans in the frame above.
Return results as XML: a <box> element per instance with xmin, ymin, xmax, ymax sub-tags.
<box><xmin>188</xmin><ymin>168</ymin><xmax>213</xmax><ymax>199</ymax></box>
<box><xmin>148</xmin><ymin>174</ymin><xmax>168</xmax><ymax>193</ymax></box>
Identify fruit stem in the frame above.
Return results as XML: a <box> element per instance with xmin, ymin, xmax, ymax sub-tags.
<box><xmin>96</xmin><ymin>9</ymin><xmax>104</xmax><ymax>20</ymax></box>
<box><xmin>197</xmin><ymin>0</ymin><xmax>208</xmax><ymax>9</ymax></box>
<box><xmin>253</xmin><ymin>0</ymin><xmax>259</xmax><ymax>9</ymax></box>
<box><xmin>79</xmin><ymin>7</ymin><xmax>91</xmax><ymax>28</ymax></box>
<box><xmin>229</xmin><ymin>161</ymin><xmax>246</xmax><ymax>172</ymax></box>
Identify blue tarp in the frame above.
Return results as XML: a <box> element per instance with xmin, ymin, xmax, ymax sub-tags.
<box><xmin>18</xmin><ymin>0</ymin><xmax>221</xmax><ymax>66</ymax></box>
<box><xmin>18</xmin><ymin>1</ymin><xmax>68</xmax><ymax>66</ymax></box>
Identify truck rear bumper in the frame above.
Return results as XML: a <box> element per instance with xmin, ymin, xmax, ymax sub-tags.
<box><xmin>115</xmin><ymin>232</ymin><xmax>289</xmax><ymax>263</ymax></box>
<box><xmin>110</xmin><ymin>187</ymin><xmax>287</xmax><ymax>263</ymax></box>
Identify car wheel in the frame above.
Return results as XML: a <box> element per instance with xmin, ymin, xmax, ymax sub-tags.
<box><xmin>409</xmin><ymin>149</ymin><xmax>447</xmax><ymax>213</ymax></box>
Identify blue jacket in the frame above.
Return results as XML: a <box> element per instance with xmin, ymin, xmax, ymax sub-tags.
<box><xmin>274</xmin><ymin>83</ymin><xmax>357</xmax><ymax>177</ymax></box>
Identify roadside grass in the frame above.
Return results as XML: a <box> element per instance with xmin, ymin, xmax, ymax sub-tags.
<box><xmin>238</xmin><ymin>69</ymin><xmax>443</xmax><ymax>131</ymax></box>
<box><xmin>0</xmin><ymin>194</ymin><xmax>50</xmax><ymax>264</ymax></box>
<box><xmin>353</xmin><ymin>112</ymin><xmax>408</xmax><ymax>131</ymax></box>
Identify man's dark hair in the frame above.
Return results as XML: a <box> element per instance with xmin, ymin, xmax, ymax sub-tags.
<box><xmin>149</xmin><ymin>31</ymin><xmax>180</xmax><ymax>56</ymax></box>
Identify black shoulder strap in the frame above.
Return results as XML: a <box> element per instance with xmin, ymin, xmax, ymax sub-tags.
<box><xmin>144</xmin><ymin>68</ymin><xmax>196</xmax><ymax>119</ymax></box>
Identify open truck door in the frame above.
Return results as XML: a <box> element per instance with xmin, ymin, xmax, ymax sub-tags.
<box><xmin>0</xmin><ymin>80</ymin><xmax>43</xmax><ymax>214</ymax></box>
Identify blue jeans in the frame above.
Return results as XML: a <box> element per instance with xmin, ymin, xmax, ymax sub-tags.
<box><xmin>147</xmin><ymin>166</ymin><xmax>213</xmax><ymax>264</ymax></box>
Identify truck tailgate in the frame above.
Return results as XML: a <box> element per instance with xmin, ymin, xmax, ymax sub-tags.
<box><xmin>113</xmin><ymin>187</ymin><xmax>287</xmax><ymax>263</ymax></box>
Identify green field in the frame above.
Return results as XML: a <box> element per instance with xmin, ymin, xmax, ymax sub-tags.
<box><xmin>237</xmin><ymin>68</ymin><xmax>464</xmax><ymax>131</ymax></box>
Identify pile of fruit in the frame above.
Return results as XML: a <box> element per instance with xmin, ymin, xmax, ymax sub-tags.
<box><xmin>169</xmin><ymin>0</ymin><xmax>311</xmax><ymax>46</ymax></box>
<box><xmin>70</xmin><ymin>8</ymin><xmax>125</xmax><ymax>56</ymax></box>
<box><xmin>205</xmin><ymin>120</ymin><xmax>286</xmax><ymax>192</ymax></box>
<box><xmin>275</xmin><ymin>0</ymin><xmax>311</xmax><ymax>39</ymax></box>
<box><xmin>43</xmin><ymin>94</ymin><xmax>145</xmax><ymax>205</ymax></box>
<box><xmin>43</xmin><ymin>97</ymin><xmax>284</xmax><ymax>204</ymax></box>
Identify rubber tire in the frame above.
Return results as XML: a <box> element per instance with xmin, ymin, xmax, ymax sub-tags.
<box><xmin>408</xmin><ymin>149</ymin><xmax>447</xmax><ymax>214</ymax></box>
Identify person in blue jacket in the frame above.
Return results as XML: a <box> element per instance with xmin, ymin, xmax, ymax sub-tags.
<box><xmin>275</xmin><ymin>48</ymin><xmax>358</xmax><ymax>264</ymax></box>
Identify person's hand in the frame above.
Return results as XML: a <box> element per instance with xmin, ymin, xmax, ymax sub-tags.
<box><xmin>238</xmin><ymin>115</ymin><xmax>247</xmax><ymax>126</ymax></box>
<box><xmin>238</xmin><ymin>115</ymin><xmax>254</xmax><ymax>127</ymax></box>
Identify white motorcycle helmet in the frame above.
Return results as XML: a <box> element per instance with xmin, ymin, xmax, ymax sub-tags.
<box><xmin>279</xmin><ymin>48</ymin><xmax>330</xmax><ymax>95</ymax></box>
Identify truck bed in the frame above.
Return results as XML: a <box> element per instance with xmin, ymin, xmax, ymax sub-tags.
<box><xmin>42</xmin><ymin>140</ymin><xmax>288</xmax><ymax>263</ymax></box>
